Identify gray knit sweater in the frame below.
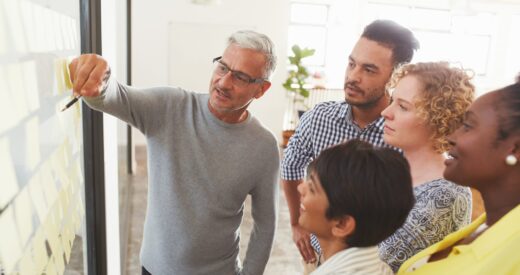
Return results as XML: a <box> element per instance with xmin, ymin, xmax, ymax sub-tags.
<box><xmin>84</xmin><ymin>79</ymin><xmax>280</xmax><ymax>275</ymax></box>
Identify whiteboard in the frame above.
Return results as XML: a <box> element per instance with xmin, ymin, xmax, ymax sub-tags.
<box><xmin>0</xmin><ymin>0</ymin><xmax>86</xmax><ymax>274</ymax></box>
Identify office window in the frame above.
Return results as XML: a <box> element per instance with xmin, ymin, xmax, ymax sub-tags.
<box><xmin>287</xmin><ymin>0</ymin><xmax>518</xmax><ymax>88</ymax></box>
<box><xmin>364</xmin><ymin>3</ymin><xmax>495</xmax><ymax>76</ymax></box>
<box><xmin>505</xmin><ymin>15</ymin><xmax>520</xmax><ymax>80</ymax></box>
<box><xmin>287</xmin><ymin>2</ymin><xmax>329</xmax><ymax>67</ymax></box>
<box><xmin>413</xmin><ymin>31</ymin><xmax>490</xmax><ymax>75</ymax></box>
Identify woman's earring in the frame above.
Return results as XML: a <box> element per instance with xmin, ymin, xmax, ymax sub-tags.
<box><xmin>505</xmin><ymin>154</ymin><xmax>518</xmax><ymax>166</ymax></box>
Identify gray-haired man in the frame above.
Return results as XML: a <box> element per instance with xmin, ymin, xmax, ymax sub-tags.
<box><xmin>70</xmin><ymin>30</ymin><xmax>280</xmax><ymax>275</ymax></box>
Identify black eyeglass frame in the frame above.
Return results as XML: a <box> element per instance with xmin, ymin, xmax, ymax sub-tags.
<box><xmin>212</xmin><ymin>56</ymin><xmax>267</xmax><ymax>85</ymax></box>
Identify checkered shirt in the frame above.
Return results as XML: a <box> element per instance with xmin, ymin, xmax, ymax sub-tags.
<box><xmin>281</xmin><ymin>100</ymin><xmax>395</xmax><ymax>255</ymax></box>
<box><xmin>282</xmin><ymin>100</ymin><xmax>392</xmax><ymax>180</ymax></box>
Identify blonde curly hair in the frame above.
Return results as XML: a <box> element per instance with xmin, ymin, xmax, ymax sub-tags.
<box><xmin>388</xmin><ymin>62</ymin><xmax>475</xmax><ymax>153</ymax></box>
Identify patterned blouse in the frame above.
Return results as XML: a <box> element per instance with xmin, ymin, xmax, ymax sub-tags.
<box><xmin>378</xmin><ymin>178</ymin><xmax>472</xmax><ymax>273</ymax></box>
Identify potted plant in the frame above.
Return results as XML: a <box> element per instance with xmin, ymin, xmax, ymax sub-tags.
<box><xmin>282</xmin><ymin>45</ymin><xmax>315</xmax><ymax>147</ymax></box>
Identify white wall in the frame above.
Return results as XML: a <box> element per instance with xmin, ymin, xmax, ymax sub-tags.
<box><xmin>130</xmin><ymin>0</ymin><xmax>520</xmax><ymax>147</ymax></box>
<box><xmin>131</xmin><ymin>0</ymin><xmax>290</xmax><ymax>145</ymax></box>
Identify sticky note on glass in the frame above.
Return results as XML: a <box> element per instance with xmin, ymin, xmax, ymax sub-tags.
<box><xmin>54</xmin><ymin>58</ymin><xmax>72</xmax><ymax>94</ymax></box>
<box><xmin>14</xmin><ymin>187</ymin><xmax>34</xmax><ymax>249</ymax></box>
<box><xmin>19</xmin><ymin>250</ymin><xmax>37</xmax><ymax>275</ymax></box>
<box><xmin>62</xmin><ymin>59</ymin><xmax>73</xmax><ymax>90</ymax></box>
<box><xmin>0</xmin><ymin>206</ymin><xmax>23</xmax><ymax>274</ymax></box>
<box><xmin>31</xmin><ymin>228</ymin><xmax>49</xmax><ymax>273</ymax></box>
<box><xmin>0</xmin><ymin>138</ymin><xmax>19</xmax><ymax>209</ymax></box>
<box><xmin>45</xmin><ymin>256</ymin><xmax>58</xmax><ymax>275</ymax></box>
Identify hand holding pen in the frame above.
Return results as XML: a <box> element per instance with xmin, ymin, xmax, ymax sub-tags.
<box><xmin>61</xmin><ymin>54</ymin><xmax>111</xmax><ymax>111</ymax></box>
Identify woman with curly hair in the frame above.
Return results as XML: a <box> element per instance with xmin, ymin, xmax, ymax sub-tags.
<box><xmin>378</xmin><ymin>62</ymin><xmax>475</xmax><ymax>272</ymax></box>
<box><xmin>398</xmin><ymin>75</ymin><xmax>520</xmax><ymax>274</ymax></box>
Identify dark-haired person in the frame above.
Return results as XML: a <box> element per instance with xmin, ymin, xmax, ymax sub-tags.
<box><xmin>398</xmin><ymin>76</ymin><xmax>520</xmax><ymax>274</ymax></box>
<box><xmin>378</xmin><ymin>62</ymin><xmax>475</xmax><ymax>271</ymax></box>
<box><xmin>298</xmin><ymin>139</ymin><xmax>415</xmax><ymax>274</ymax></box>
<box><xmin>282</xmin><ymin>19</ymin><xmax>420</xmax><ymax>265</ymax></box>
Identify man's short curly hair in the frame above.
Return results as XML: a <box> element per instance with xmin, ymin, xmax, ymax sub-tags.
<box><xmin>389</xmin><ymin>62</ymin><xmax>475</xmax><ymax>153</ymax></box>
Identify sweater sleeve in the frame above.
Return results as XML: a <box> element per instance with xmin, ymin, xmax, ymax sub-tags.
<box><xmin>82</xmin><ymin>77</ymin><xmax>174</xmax><ymax>136</ymax></box>
<box><xmin>241</xmin><ymin>142</ymin><xmax>280</xmax><ymax>275</ymax></box>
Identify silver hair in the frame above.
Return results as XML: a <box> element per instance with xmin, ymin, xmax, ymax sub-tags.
<box><xmin>228</xmin><ymin>30</ymin><xmax>277</xmax><ymax>80</ymax></box>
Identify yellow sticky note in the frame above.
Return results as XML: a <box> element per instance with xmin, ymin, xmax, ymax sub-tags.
<box><xmin>0</xmin><ymin>138</ymin><xmax>20</xmax><ymax>209</ymax></box>
<box><xmin>50</xmin><ymin>199</ymin><xmax>64</xmax><ymax>230</ymax></box>
<box><xmin>7</xmin><ymin>63</ymin><xmax>30</xmax><ymax>122</ymax></box>
<box><xmin>62</xmin><ymin>140</ymin><xmax>71</xmax><ymax>168</ymax></box>
<box><xmin>43</xmin><ymin>214</ymin><xmax>62</xmax><ymax>260</ymax></box>
<box><xmin>41</xmin><ymin>162</ymin><xmax>58</xmax><ymax>204</ymax></box>
<box><xmin>45</xmin><ymin>256</ymin><xmax>58</xmax><ymax>275</ymax></box>
<box><xmin>63</xmin><ymin>59</ymin><xmax>73</xmax><ymax>90</ymax></box>
<box><xmin>32</xmin><ymin>228</ymin><xmax>49</xmax><ymax>273</ymax></box>
<box><xmin>76</xmin><ymin>158</ymin><xmax>84</xmax><ymax>184</ymax></box>
<box><xmin>0</xmin><ymin>206</ymin><xmax>23</xmax><ymax>274</ymax></box>
<box><xmin>19</xmin><ymin>250</ymin><xmax>36</xmax><ymax>275</ymax></box>
<box><xmin>22</xmin><ymin>61</ymin><xmax>40</xmax><ymax>111</ymax></box>
<box><xmin>0</xmin><ymin>67</ymin><xmax>21</xmax><ymax>133</ymax></box>
<box><xmin>14</xmin><ymin>187</ymin><xmax>34</xmax><ymax>249</ymax></box>
<box><xmin>28</xmin><ymin>174</ymin><xmax>49</xmax><ymax>223</ymax></box>
<box><xmin>53</xmin><ymin>58</ymin><xmax>73</xmax><ymax>93</ymax></box>
<box><xmin>73</xmin><ymin>208</ymin><xmax>81</xmax><ymax>232</ymax></box>
<box><xmin>25</xmin><ymin>117</ymin><xmax>41</xmax><ymax>171</ymax></box>
<box><xmin>61</xmin><ymin>227</ymin><xmax>72</xmax><ymax>263</ymax></box>
<box><xmin>69</xmin><ymin>159</ymin><xmax>81</xmax><ymax>192</ymax></box>
<box><xmin>54</xmin><ymin>246</ymin><xmax>65</xmax><ymax>274</ymax></box>
<box><xmin>60</xmin><ymin>187</ymin><xmax>69</xmax><ymax>210</ymax></box>
<box><xmin>50</xmin><ymin>150</ymin><xmax>70</xmax><ymax>188</ymax></box>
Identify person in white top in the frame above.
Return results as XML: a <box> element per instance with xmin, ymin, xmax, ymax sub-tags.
<box><xmin>297</xmin><ymin>139</ymin><xmax>415</xmax><ymax>275</ymax></box>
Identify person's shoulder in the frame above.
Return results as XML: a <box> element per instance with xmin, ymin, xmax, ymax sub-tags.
<box><xmin>311</xmin><ymin>100</ymin><xmax>346</xmax><ymax>113</ymax></box>
<box><xmin>418</xmin><ymin>178</ymin><xmax>466</xmax><ymax>192</ymax></box>
<box><xmin>249</xmin><ymin>118</ymin><xmax>278</xmax><ymax>145</ymax></box>
<box><xmin>246</xmin><ymin>119</ymin><xmax>280</xmax><ymax>163</ymax></box>
<box><xmin>433</xmin><ymin>179</ymin><xmax>471</xmax><ymax>195</ymax></box>
<box><xmin>300</xmin><ymin>100</ymin><xmax>347</xmax><ymax>122</ymax></box>
<box><xmin>416</xmin><ymin>178</ymin><xmax>471</xmax><ymax>203</ymax></box>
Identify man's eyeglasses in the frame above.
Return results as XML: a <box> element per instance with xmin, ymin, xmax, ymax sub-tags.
<box><xmin>212</xmin><ymin>56</ymin><xmax>266</xmax><ymax>87</ymax></box>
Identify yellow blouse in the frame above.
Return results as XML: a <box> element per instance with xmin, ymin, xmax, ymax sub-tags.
<box><xmin>398</xmin><ymin>205</ymin><xmax>520</xmax><ymax>275</ymax></box>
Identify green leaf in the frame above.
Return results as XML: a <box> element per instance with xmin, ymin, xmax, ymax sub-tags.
<box><xmin>284</xmin><ymin>44</ymin><xmax>316</xmax><ymax>98</ymax></box>
<box><xmin>292</xmin><ymin>45</ymin><xmax>301</xmax><ymax>56</ymax></box>
<box><xmin>300</xmin><ymin>48</ymin><xmax>315</xmax><ymax>58</ymax></box>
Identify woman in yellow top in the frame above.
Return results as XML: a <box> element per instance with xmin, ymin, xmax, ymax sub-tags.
<box><xmin>398</xmin><ymin>76</ymin><xmax>520</xmax><ymax>274</ymax></box>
